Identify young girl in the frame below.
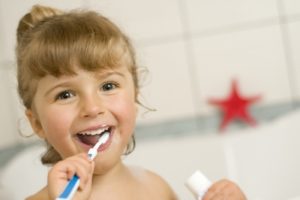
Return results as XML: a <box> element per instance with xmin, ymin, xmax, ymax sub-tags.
<box><xmin>16</xmin><ymin>5</ymin><xmax>246</xmax><ymax>200</ymax></box>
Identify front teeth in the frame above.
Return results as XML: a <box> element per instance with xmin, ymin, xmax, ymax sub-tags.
<box><xmin>78</xmin><ymin>127</ymin><xmax>109</xmax><ymax>136</ymax></box>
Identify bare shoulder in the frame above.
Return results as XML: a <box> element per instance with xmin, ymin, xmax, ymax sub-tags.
<box><xmin>128</xmin><ymin>166</ymin><xmax>178</xmax><ymax>200</ymax></box>
<box><xmin>25</xmin><ymin>187</ymin><xmax>49</xmax><ymax>200</ymax></box>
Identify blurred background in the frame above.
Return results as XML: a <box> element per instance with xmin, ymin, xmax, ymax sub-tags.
<box><xmin>0</xmin><ymin>0</ymin><xmax>300</xmax><ymax>200</ymax></box>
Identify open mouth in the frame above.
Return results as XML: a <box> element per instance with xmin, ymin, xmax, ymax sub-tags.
<box><xmin>76</xmin><ymin>126</ymin><xmax>111</xmax><ymax>147</ymax></box>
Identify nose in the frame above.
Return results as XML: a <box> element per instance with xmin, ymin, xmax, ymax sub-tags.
<box><xmin>79</xmin><ymin>94</ymin><xmax>104</xmax><ymax>118</ymax></box>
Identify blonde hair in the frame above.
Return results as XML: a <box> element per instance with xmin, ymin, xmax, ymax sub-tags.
<box><xmin>16</xmin><ymin>5</ymin><xmax>137</xmax><ymax>164</ymax></box>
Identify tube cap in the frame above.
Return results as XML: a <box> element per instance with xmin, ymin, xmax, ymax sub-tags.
<box><xmin>185</xmin><ymin>170</ymin><xmax>212</xmax><ymax>199</ymax></box>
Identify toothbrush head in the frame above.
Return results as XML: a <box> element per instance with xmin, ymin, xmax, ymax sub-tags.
<box><xmin>95</xmin><ymin>132</ymin><xmax>109</xmax><ymax>149</ymax></box>
<box><xmin>88</xmin><ymin>132</ymin><xmax>109</xmax><ymax>160</ymax></box>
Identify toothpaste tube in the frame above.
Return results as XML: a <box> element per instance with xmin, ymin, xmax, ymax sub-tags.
<box><xmin>185</xmin><ymin>170</ymin><xmax>212</xmax><ymax>200</ymax></box>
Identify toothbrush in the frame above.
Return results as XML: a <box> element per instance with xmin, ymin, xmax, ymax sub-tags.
<box><xmin>56</xmin><ymin>132</ymin><xmax>109</xmax><ymax>200</ymax></box>
<box><xmin>87</xmin><ymin>132</ymin><xmax>109</xmax><ymax>160</ymax></box>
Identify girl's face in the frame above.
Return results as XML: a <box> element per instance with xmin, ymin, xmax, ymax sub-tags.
<box><xmin>26</xmin><ymin>65</ymin><xmax>137</xmax><ymax>171</ymax></box>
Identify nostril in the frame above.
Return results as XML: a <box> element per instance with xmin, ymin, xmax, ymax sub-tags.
<box><xmin>82</xmin><ymin>109</ymin><xmax>104</xmax><ymax>118</ymax></box>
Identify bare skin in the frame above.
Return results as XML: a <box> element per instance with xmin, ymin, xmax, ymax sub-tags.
<box><xmin>202</xmin><ymin>179</ymin><xmax>247</xmax><ymax>200</ymax></box>
<box><xmin>25</xmin><ymin>67</ymin><xmax>178</xmax><ymax>200</ymax></box>
<box><xmin>26</xmin><ymin>154</ymin><xmax>177</xmax><ymax>200</ymax></box>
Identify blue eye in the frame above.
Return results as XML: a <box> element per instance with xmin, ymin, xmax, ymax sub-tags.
<box><xmin>55</xmin><ymin>91</ymin><xmax>74</xmax><ymax>100</ymax></box>
<box><xmin>102</xmin><ymin>82</ymin><xmax>118</xmax><ymax>91</ymax></box>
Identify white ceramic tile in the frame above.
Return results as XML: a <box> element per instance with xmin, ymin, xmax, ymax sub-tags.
<box><xmin>191</xmin><ymin>25</ymin><xmax>291</xmax><ymax>115</ymax></box>
<box><xmin>0</xmin><ymin>61</ymin><xmax>37</xmax><ymax>146</ymax></box>
<box><xmin>282</xmin><ymin>0</ymin><xmax>300</xmax><ymax>16</ymax></box>
<box><xmin>185</xmin><ymin>0</ymin><xmax>279</xmax><ymax>32</ymax></box>
<box><xmin>0</xmin><ymin>27</ymin><xmax>5</xmax><ymax>62</ymax></box>
<box><xmin>85</xmin><ymin>0</ymin><xmax>183</xmax><ymax>41</ymax></box>
<box><xmin>135</xmin><ymin>41</ymin><xmax>196</xmax><ymax>124</ymax></box>
<box><xmin>0</xmin><ymin>65</ymin><xmax>19</xmax><ymax>148</ymax></box>
<box><xmin>287</xmin><ymin>21</ymin><xmax>300</xmax><ymax>99</ymax></box>
<box><xmin>0</xmin><ymin>0</ymin><xmax>84</xmax><ymax>61</ymax></box>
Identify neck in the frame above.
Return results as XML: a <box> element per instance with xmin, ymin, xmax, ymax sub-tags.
<box><xmin>92</xmin><ymin>159</ymin><xmax>129</xmax><ymax>185</ymax></box>
<box><xmin>90</xmin><ymin>161</ymin><xmax>135</xmax><ymax>199</ymax></box>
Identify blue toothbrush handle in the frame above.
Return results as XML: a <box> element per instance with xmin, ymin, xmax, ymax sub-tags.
<box><xmin>56</xmin><ymin>136</ymin><xmax>102</xmax><ymax>200</ymax></box>
<box><xmin>56</xmin><ymin>174</ymin><xmax>80</xmax><ymax>200</ymax></box>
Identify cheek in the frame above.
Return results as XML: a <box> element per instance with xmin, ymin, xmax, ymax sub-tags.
<box><xmin>39</xmin><ymin>108</ymin><xmax>74</xmax><ymax>138</ymax></box>
<box><xmin>109</xmin><ymin>95</ymin><xmax>137</xmax><ymax>129</ymax></box>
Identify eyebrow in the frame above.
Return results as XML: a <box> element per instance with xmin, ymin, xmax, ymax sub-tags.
<box><xmin>43</xmin><ymin>80</ymin><xmax>74</xmax><ymax>98</ymax></box>
<box><xmin>94</xmin><ymin>71</ymin><xmax>126</xmax><ymax>79</ymax></box>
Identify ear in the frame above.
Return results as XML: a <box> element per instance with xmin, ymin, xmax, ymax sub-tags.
<box><xmin>25</xmin><ymin>109</ymin><xmax>45</xmax><ymax>139</ymax></box>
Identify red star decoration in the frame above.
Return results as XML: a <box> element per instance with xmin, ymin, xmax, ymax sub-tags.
<box><xmin>208</xmin><ymin>80</ymin><xmax>261</xmax><ymax>131</ymax></box>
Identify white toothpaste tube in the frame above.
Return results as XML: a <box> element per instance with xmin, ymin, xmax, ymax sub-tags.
<box><xmin>185</xmin><ymin>170</ymin><xmax>212</xmax><ymax>200</ymax></box>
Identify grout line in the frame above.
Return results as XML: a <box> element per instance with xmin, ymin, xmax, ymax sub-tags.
<box><xmin>176</xmin><ymin>0</ymin><xmax>203</xmax><ymax>129</ymax></box>
<box><xmin>135</xmin><ymin>15</ymin><xmax>300</xmax><ymax>48</ymax></box>
<box><xmin>135</xmin><ymin>33</ymin><xmax>185</xmax><ymax>47</ymax></box>
<box><xmin>189</xmin><ymin>17</ymin><xmax>280</xmax><ymax>38</ymax></box>
<box><xmin>276</xmin><ymin>0</ymin><xmax>298</xmax><ymax>106</ymax></box>
<box><xmin>223</xmin><ymin>144</ymin><xmax>239</xmax><ymax>181</ymax></box>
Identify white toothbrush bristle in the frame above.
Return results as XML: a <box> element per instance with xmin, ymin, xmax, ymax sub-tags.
<box><xmin>94</xmin><ymin>132</ymin><xmax>109</xmax><ymax>149</ymax></box>
<box><xmin>88</xmin><ymin>132</ymin><xmax>110</xmax><ymax>160</ymax></box>
<box><xmin>100</xmin><ymin>132</ymin><xmax>109</xmax><ymax>144</ymax></box>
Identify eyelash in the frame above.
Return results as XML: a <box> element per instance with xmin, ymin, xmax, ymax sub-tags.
<box><xmin>55</xmin><ymin>90</ymin><xmax>75</xmax><ymax>100</ymax></box>
<box><xmin>54</xmin><ymin>81</ymin><xmax>119</xmax><ymax>101</ymax></box>
<box><xmin>101</xmin><ymin>81</ymin><xmax>119</xmax><ymax>91</ymax></box>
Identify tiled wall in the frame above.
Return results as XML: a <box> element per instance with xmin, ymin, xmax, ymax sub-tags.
<box><xmin>0</xmin><ymin>0</ymin><xmax>300</xmax><ymax>148</ymax></box>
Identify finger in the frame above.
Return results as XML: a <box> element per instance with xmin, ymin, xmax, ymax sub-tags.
<box><xmin>49</xmin><ymin>160</ymin><xmax>76</xmax><ymax>180</ymax></box>
<box><xmin>74</xmin><ymin>155</ymin><xmax>94</xmax><ymax>186</ymax></box>
<box><xmin>53</xmin><ymin>154</ymin><xmax>92</xmax><ymax>186</ymax></box>
<box><xmin>220</xmin><ymin>181</ymin><xmax>247</xmax><ymax>200</ymax></box>
<box><xmin>47</xmin><ymin>161</ymin><xmax>78</xmax><ymax>198</ymax></box>
<box><xmin>204</xmin><ymin>179</ymin><xmax>247</xmax><ymax>200</ymax></box>
<box><xmin>66</xmin><ymin>155</ymin><xmax>94</xmax><ymax>189</ymax></box>
<box><xmin>203</xmin><ymin>192</ymin><xmax>225</xmax><ymax>200</ymax></box>
<box><xmin>202</xmin><ymin>179</ymin><xmax>230</xmax><ymax>200</ymax></box>
<box><xmin>211</xmin><ymin>193</ymin><xmax>225</xmax><ymax>200</ymax></box>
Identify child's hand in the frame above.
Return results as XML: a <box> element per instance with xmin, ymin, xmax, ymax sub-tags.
<box><xmin>202</xmin><ymin>179</ymin><xmax>246</xmax><ymax>200</ymax></box>
<box><xmin>47</xmin><ymin>153</ymin><xmax>95</xmax><ymax>200</ymax></box>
